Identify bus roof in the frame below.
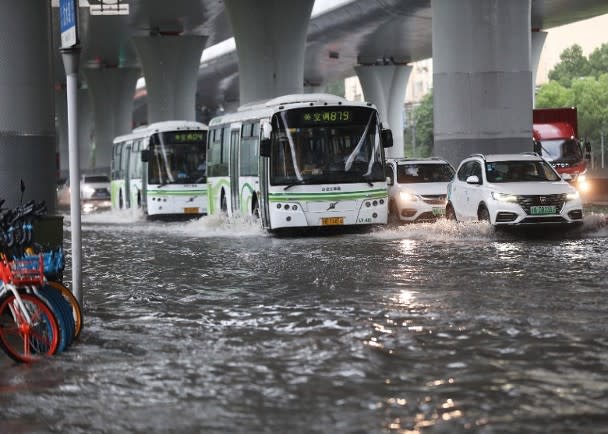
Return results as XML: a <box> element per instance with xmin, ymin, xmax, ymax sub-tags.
<box><xmin>113</xmin><ymin>120</ymin><xmax>208</xmax><ymax>143</ymax></box>
<box><xmin>208</xmin><ymin>93</ymin><xmax>377</xmax><ymax>127</ymax></box>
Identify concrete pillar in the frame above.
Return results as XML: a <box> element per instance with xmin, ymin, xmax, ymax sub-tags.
<box><xmin>0</xmin><ymin>3</ymin><xmax>56</xmax><ymax>211</ymax></box>
<box><xmin>432</xmin><ymin>0</ymin><xmax>533</xmax><ymax>167</ymax></box>
<box><xmin>56</xmin><ymin>87</ymin><xmax>93</xmax><ymax>177</ymax></box>
<box><xmin>355</xmin><ymin>64</ymin><xmax>412</xmax><ymax>158</ymax></box>
<box><xmin>84</xmin><ymin>67</ymin><xmax>140</xmax><ymax>172</ymax></box>
<box><xmin>531</xmin><ymin>30</ymin><xmax>548</xmax><ymax>106</ymax></box>
<box><xmin>133</xmin><ymin>35</ymin><xmax>206</xmax><ymax>123</ymax></box>
<box><xmin>224</xmin><ymin>0</ymin><xmax>315</xmax><ymax>105</ymax></box>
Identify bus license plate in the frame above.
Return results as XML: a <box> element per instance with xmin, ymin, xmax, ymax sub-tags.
<box><xmin>530</xmin><ymin>205</ymin><xmax>556</xmax><ymax>215</ymax></box>
<box><xmin>321</xmin><ymin>216</ymin><xmax>344</xmax><ymax>225</ymax></box>
<box><xmin>184</xmin><ymin>207</ymin><xmax>199</xmax><ymax>214</ymax></box>
<box><xmin>432</xmin><ymin>207</ymin><xmax>445</xmax><ymax>216</ymax></box>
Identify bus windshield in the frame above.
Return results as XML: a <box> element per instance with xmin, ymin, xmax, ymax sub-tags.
<box><xmin>538</xmin><ymin>138</ymin><xmax>583</xmax><ymax>163</ymax></box>
<box><xmin>269</xmin><ymin>107</ymin><xmax>384</xmax><ymax>186</ymax></box>
<box><xmin>148</xmin><ymin>130</ymin><xmax>207</xmax><ymax>185</ymax></box>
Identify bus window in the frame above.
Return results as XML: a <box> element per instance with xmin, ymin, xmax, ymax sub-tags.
<box><xmin>240</xmin><ymin>122</ymin><xmax>259</xmax><ymax>176</ymax></box>
<box><xmin>208</xmin><ymin>127</ymin><xmax>228</xmax><ymax>177</ymax></box>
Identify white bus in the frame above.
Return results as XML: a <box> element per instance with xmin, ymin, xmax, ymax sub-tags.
<box><xmin>207</xmin><ymin>93</ymin><xmax>393</xmax><ymax>231</ymax></box>
<box><xmin>111</xmin><ymin>120</ymin><xmax>208</xmax><ymax>219</ymax></box>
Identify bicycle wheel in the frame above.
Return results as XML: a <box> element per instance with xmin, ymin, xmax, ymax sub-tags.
<box><xmin>37</xmin><ymin>286</ymin><xmax>74</xmax><ymax>352</ymax></box>
<box><xmin>0</xmin><ymin>292</ymin><xmax>59</xmax><ymax>363</ymax></box>
<box><xmin>46</xmin><ymin>280</ymin><xmax>82</xmax><ymax>339</ymax></box>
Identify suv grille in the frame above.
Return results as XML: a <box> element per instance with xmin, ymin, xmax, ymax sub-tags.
<box><xmin>516</xmin><ymin>194</ymin><xmax>566</xmax><ymax>215</ymax></box>
<box><xmin>421</xmin><ymin>195</ymin><xmax>447</xmax><ymax>205</ymax></box>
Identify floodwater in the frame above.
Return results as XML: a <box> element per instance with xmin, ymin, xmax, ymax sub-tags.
<box><xmin>1</xmin><ymin>209</ymin><xmax>608</xmax><ymax>434</ymax></box>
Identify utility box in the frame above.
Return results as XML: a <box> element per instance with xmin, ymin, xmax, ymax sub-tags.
<box><xmin>32</xmin><ymin>215</ymin><xmax>64</xmax><ymax>250</ymax></box>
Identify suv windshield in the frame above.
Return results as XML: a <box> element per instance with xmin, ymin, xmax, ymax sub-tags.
<box><xmin>396</xmin><ymin>163</ymin><xmax>454</xmax><ymax>183</ymax></box>
<box><xmin>485</xmin><ymin>160</ymin><xmax>561</xmax><ymax>183</ymax></box>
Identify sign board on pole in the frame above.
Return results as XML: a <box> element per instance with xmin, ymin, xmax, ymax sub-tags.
<box><xmin>59</xmin><ymin>0</ymin><xmax>79</xmax><ymax>48</ymax></box>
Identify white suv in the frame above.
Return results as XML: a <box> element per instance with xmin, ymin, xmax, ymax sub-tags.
<box><xmin>386</xmin><ymin>158</ymin><xmax>455</xmax><ymax>223</ymax></box>
<box><xmin>446</xmin><ymin>153</ymin><xmax>583</xmax><ymax>226</ymax></box>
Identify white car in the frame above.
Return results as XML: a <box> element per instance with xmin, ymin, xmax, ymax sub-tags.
<box><xmin>79</xmin><ymin>175</ymin><xmax>111</xmax><ymax>202</ymax></box>
<box><xmin>57</xmin><ymin>174</ymin><xmax>111</xmax><ymax>211</ymax></box>
<box><xmin>386</xmin><ymin>157</ymin><xmax>455</xmax><ymax>223</ymax></box>
<box><xmin>446</xmin><ymin>153</ymin><xmax>583</xmax><ymax>226</ymax></box>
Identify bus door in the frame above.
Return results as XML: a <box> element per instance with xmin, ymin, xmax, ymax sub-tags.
<box><xmin>121</xmin><ymin>141</ymin><xmax>132</xmax><ymax>208</ymax></box>
<box><xmin>259</xmin><ymin>153</ymin><xmax>271</xmax><ymax>229</ymax></box>
<box><xmin>230</xmin><ymin>126</ymin><xmax>241</xmax><ymax>214</ymax></box>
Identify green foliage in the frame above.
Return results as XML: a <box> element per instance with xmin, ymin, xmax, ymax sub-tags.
<box><xmin>404</xmin><ymin>91</ymin><xmax>434</xmax><ymax>157</ymax></box>
<box><xmin>323</xmin><ymin>80</ymin><xmax>345</xmax><ymax>97</ymax></box>
<box><xmin>588</xmin><ymin>43</ymin><xmax>608</xmax><ymax>79</ymax></box>
<box><xmin>535</xmin><ymin>81</ymin><xmax>572</xmax><ymax>108</ymax></box>
<box><xmin>547</xmin><ymin>44</ymin><xmax>591</xmax><ymax>87</ymax></box>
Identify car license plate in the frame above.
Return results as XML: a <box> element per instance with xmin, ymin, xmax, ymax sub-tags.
<box><xmin>321</xmin><ymin>216</ymin><xmax>344</xmax><ymax>225</ymax></box>
<box><xmin>432</xmin><ymin>207</ymin><xmax>445</xmax><ymax>216</ymax></box>
<box><xmin>184</xmin><ymin>207</ymin><xmax>199</xmax><ymax>214</ymax></box>
<box><xmin>530</xmin><ymin>205</ymin><xmax>556</xmax><ymax>215</ymax></box>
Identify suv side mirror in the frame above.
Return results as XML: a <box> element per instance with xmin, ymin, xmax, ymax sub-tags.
<box><xmin>466</xmin><ymin>175</ymin><xmax>481</xmax><ymax>185</ymax></box>
<box><xmin>381</xmin><ymin>129</ymin><xmax>393</xmax><ymax>148</ymax></box>
<box><xmin>141</xmin><ymin>149</ymin><xmax>150</xmax><ymax>162</ymax></box>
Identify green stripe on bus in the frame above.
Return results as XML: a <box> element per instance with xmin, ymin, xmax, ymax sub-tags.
<box><xmin>268</xmin><ymin>189</ymin><xmax>387</xmax><ymax>202</ymax></box>
<box><xmin>147</xmin><ymin>190</ymin><xmax>207</xmax><ymax>196</ymax></box>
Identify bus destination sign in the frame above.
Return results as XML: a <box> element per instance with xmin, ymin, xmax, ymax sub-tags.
<box><xmin>302</xmin><ymin>110</ymin><xmax>352</xmax><ymax>124</ymax></box>
<box><xmin>168</xmin><ymin>132</ymin><xmax>205</xmax><ymax>143</ymax></box>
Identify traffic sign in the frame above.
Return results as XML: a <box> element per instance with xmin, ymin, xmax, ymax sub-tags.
<box><xmin>59</xmin><ymin>0</ymin><xmax>79</xmax><ymax>48</ymax></box>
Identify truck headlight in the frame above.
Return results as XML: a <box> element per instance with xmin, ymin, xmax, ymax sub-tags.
<box><xmin>491</xmin><ymin>192</ymin><xmax>518</xmax><ymax>202</ymax></box>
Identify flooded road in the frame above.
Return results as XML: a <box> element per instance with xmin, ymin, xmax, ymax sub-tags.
<box><xmin>1</xmin><ymin>210</ymin><xmax>608</xmax><ymax>433</ymax></box>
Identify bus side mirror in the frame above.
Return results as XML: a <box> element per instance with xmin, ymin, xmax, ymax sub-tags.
<box><xmin>381</xmin><ymin>129</ymin><xmax>393</xmax><ymax>148</ymax></box>
<box><xmin>141</xmin><ymin>150</ymin><xmax>150</xmax><ymax>162</ymax></box>
<box><xmin>260</xmin><ymin>138</ymin><xmax>271</xmax><ymax>157</ymax></box>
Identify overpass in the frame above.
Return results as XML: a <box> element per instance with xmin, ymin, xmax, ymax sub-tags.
<box><xmin>1</xmin><ymin>0</ymin><xmax>608</xmax><ymax>212</ymax></box>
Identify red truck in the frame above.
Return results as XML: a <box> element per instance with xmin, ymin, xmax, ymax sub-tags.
<box><xmin>533</xmin><ymin>107</ymin><xmax>591</xmax><ymax>191</ymax></box>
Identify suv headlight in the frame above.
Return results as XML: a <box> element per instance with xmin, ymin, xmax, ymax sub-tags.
<box><xmin>491</xmin><ymin>192</ymin><xmax>518</xmax><ymax>202</ymax></box>
<box><xmin>566</xmin><ymin>190</ymin><xmax>580</xmax><ymax>201</ymax></box>
<box><xmin>399</xmin><ymin>191</ymin><xmax>418</xmax><ymax>202</ymax></box>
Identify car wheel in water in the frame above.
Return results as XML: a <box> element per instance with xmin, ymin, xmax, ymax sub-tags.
<box><xmin>446</xmin><ymin>203</ymin><xmax>457</xmax><ymax>221</ymax></box>
<box><xmin>478</xmin><ymin>205</ymin><xmax>490</xmax><ymax>222</ymax></box>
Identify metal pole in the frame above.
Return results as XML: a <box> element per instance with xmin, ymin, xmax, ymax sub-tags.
<box><xmin>601</xmin><ymin>132</ymin><xmax>605</xmax><ymax>169</ymax></box>
<box><xmin>61</xmin><ymin>46</ymin><xmax>83</xmax><ymax>306</ymax></box>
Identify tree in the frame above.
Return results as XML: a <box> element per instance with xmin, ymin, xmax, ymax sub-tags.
<box><xmin>588</xmin><ymin>43</ymin><xmax>608</xmax><ymax>79</ymax></box>
<box><xmin>404</xmin><ymin>91</ymin><xmax>433</xmax><ymax>157</ymax></box>
<box><xmin>547</xmin><ymin>44</ymin><xmax>591</xmax><ymax>87</ymax></box>
<box><xmin>535</xmin><ymin>81</ymin><xmax>572</xmax><ymax>108</ymax></box>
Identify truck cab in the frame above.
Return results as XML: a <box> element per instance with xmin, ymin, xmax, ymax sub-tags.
<box><xmin>533</xmin><ymin>107</ymin><xmax>591</xmax><ymax>192</ymax></box>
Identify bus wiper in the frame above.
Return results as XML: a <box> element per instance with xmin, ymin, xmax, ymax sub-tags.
<box><xmin>283</xmin><ymin>180</ymin><xmax>307</xmax><ymax>190</ymax></box>
<box><xmin>361</xmin><ymin>175</ymin><xmax>374</xmax><ymax>187</ymax></box>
